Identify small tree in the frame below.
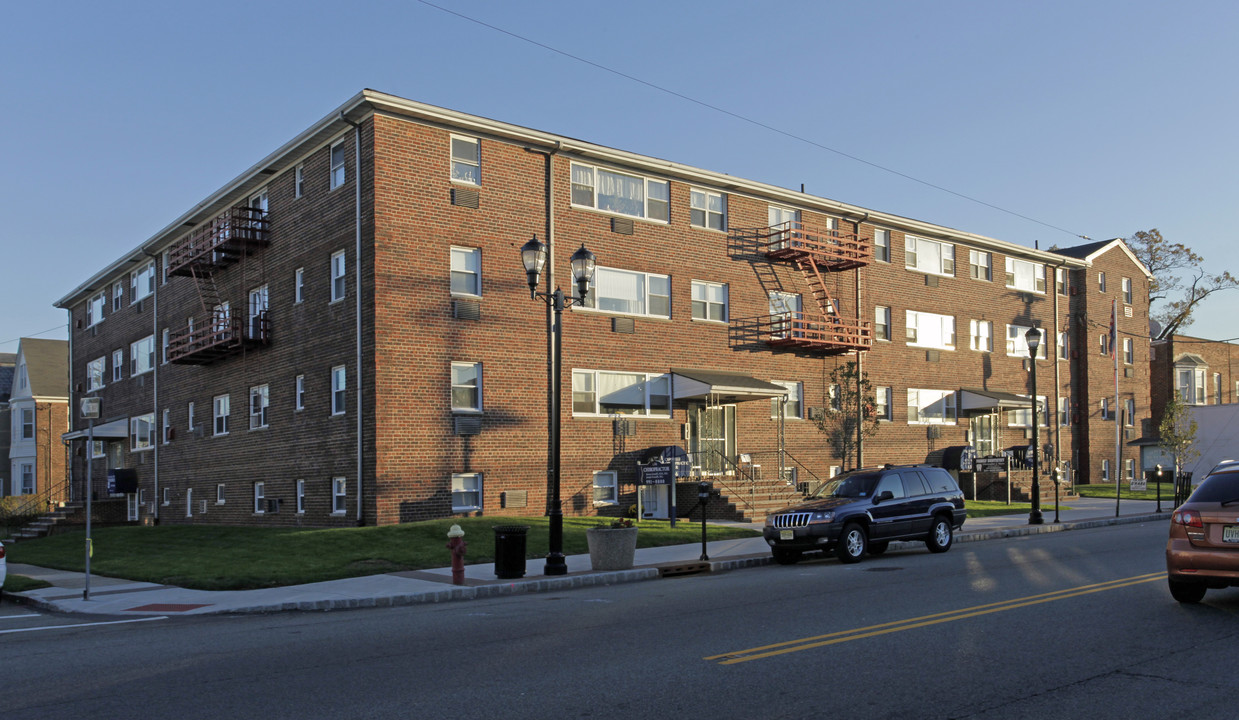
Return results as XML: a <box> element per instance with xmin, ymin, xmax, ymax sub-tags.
<box><xmin>815</xmin><ymin>361</ymin><xmax>880</xmax><ymax>470</ymax></box>
<box><xmin>1159</xmin><ymin>394</ymin><xmax>1199</xmax><ymax>480</ymax></box>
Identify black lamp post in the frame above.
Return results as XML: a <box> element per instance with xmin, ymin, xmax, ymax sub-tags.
<box><xmin>1156</xmin><ymin>463</ymin><xmax>1164</xmax><ymax>513</ymax></box>
<box><xmin>1026</xmin><ymin>326</ymin><xmax>1044</xmax><ymax>525</ymax></box>
<box><xmin>521</xmin><ymin>236</ymin><xmax>596</xmax><ymax>576</ymax></box>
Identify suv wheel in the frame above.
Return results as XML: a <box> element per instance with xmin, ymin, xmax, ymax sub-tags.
<box><xmin>772</xmin><ymin>548</ymin><xmax>802</xmax><ymax>565</ymax></box>
<box><xmin>836</xmin><ymin>523</ymin><xmax>868</xmax><ymax>564</ymax></box>
<box><xmin>1168</xmin><ymin>578</ymin><xmax>1207</xmax><ymax>603</ymax></box>
<box><xmin>926</xmin><ymin>516</ymin><xmax>953</xmax><ymax>553</ymax></box>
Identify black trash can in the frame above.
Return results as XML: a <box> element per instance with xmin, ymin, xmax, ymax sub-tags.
<box><xmin>493</xmin><ymin>525</ymin><xmax>531</xmax><ymax>579</ymax></box>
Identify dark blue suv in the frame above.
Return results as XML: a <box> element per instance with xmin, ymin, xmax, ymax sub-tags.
<box><xmin>763</xmin><ymin>464</ymin><xmax>967</xmax><ymax>564</ymax></box>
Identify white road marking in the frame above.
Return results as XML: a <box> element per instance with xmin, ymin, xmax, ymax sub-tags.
<box><xmin>0</xmin><ymin>616</ymin><xmax>168</xmax><ymax>635</ymax></box>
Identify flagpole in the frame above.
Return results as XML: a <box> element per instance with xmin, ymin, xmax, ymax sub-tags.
<box><xmin>1114</xmin><ymin>297</ymin><xmax>1121</xmax><ymax>518</ymax></box>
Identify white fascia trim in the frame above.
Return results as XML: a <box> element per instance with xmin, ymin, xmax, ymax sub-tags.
<box><xmin>1082</xmin><ymin>238</ymin><xmax>1154</xmax><ymax>280</ymax></box>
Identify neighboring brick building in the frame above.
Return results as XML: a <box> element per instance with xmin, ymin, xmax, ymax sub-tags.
<box><xmin>1150</xmin><ymin>334</ymin><xmax>1239</xmax><ymax>421</ymax></box>
<box><xmin>54</xmin><ymin>90</ymin><xmax>1152</xmax><ymax>527</ymax></box>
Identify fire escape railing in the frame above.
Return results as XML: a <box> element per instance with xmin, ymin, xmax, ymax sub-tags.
<box><xmin>166</xmin><ymin>206</ymin><xmax>270</xmax><ymax>277</ymax></box>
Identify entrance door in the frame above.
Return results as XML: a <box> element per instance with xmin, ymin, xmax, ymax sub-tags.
<box><xmin>769</xmin><ymin>291</ymin><xmax>802</xmax><ymax>339</ymax></box>
<box><xmin>689</xmin><ymin>403</ymin><xmax>736</xmax><ymax>475</ymax></box>
<box><xmin>970</xmin><ymin>413</ymin><xmax>996</xmax><ymax>456</ymax></box>
<box><xmin>127</xmin><ymin>493</ymin><xmax>139</xmax><ymax>521</ymax></box>
<box><xmin>768</xmin><ymin>205</ymin><xmax>801</xmax><ymax>250</ymax></box>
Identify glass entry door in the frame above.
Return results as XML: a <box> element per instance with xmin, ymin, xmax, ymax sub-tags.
<box><xmin>970</xmin><ymin>412</ymin><xmax>996</xmax><ymax>456</ymax></box>
<box><xmin>689</xmin><ymin>403</ymin><xmax>736</xmax><ymax>474</ymax></box>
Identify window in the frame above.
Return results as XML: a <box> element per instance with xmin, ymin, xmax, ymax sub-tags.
<box><xmin>249</xmin><ymin>385</ymin><xmax>269</xmax><ymax>429</ymax></box>
<box><xmin>1125</xmin><ymin>398</ymin><xmax>1136</xmax><ymax>426</ymax></box>
<box><xmin>874</xmin><ymin>306</ymin><xmax>890</xmax><ymax>341</ymax></box>
<box><xmin>188</xmin><ymin>401</ymin><xmax>195</xmax><ymax>431</ymax></box>
<box><xmin>1102</xmin><ymin>459</ymin><xmax>1111</xmax><ymax>481</ymax></box>
<box><xmin>450</xmin><ymin>246</ymin><xmax>481</xmax><ymax>296</ymax></box>
<box><xmin>1122</xmin><ymin>277</ymin><xmax>1133</xmax><ymax>304</ymax></box>
<box><xmin>254</xmin><ymin>482</ymin><xmax>265</xmax><ymax>514</ymax></box>
<box><xmin>906</xmin><ymin>310</ymin><xmax>956</xmax><ymax>350</ymax></box>
<box><xmin>1059</xmin><ymin>397</ymin><xmax>1070</xmax><ymax>426</ymax></box>
<box><xmin>213</xmin><ymin>394</ymin><xmax>230</xmax><ymax>435</ymax></box>
<box><xmin>450</xmin><ymin>135</ymin><xmax>480</xmax><ymax>185</ymax></box>
<box><xmin>1101</xmin><ymin>397</ymin><xmax>1112</xmax><ymax>421</ymax></box>
<box><xmin>1056</xmin><ymin>268</ymin><xmax>1068</xmax><ymax>295</ymax></box>
<box><xmin>87</xmin><ymin>357</ymin><xmax>106</xmax><ymax>391</ymax></box>
<box><xmin>580</xmin><ymin>266</ymin><xmax>670</xmax><ymax>317</ymax></box>
<box><xmin>217</xmin><ymin>483</ymin><xmax>226</xmax><ymax>505</ymax></box>
<box><xmin>330</xmin><ymin>140</ymin><xmax>346</xmax><ymax>190</ymax></box>
<box><xmin>1216</xmin><ymin>373</ymin><xmax>1224</xmax><ymax>404</ymax></box>
<box><xmin>593</xmin><ymin>471</ymin><xmax>618</xmax><ymax>505</ymax></box>
<box><xmin>130</xmin><ymin>413</ymin><xmax>155</xmax><ymax>452</ymax></box>
<box><xmin>570</xmin><ymin>162</ymin><xmax>669</xmax><ymax>222</ymax></box>
<box><xmin>163</xmin><ymin>487</ymin><xmax>170</xmax><ymax>506</ymax></box>
<box><xmin>161</xmin><ymin>250</ymin><xmax>170</xmax><ymax>286</ymax></box>
<box><xmin>1004</xmin><ymin>257</ymin><xmax>1046</xmax><ymax>293</ymax></box>
<box><xmin>1123</xmin><ymin>337</ymin><xmax>1134</xmax><ymax>365</ymax></box>
<box><xmin>873</xmin><ymin>228</ymin><xmax>890</xmax><ymax>263</ymax></box>
<box><xmin>1007</xmin><ymin>397</ymin><xmax>1045</xmax><ymax>427</ymax></box>
<box><xmin>770</xmin><ymin>380</ymin><xmax>803</xmax><ymax>419</ymax></box>
<box><xmin>690</xmin><ymin>189</ymin><xmax>726</xmax><ymax>230</ymax></box>
<box><xmin>86</xmin><ymin>292</ymin><xmax>106</xmax><ymax>327</ymax></box>
<box><xmin>131</xmin><ymin>260</ymin><xmax>155</xmax><ymax>302</ymax></box>
<box><xmin>19</xmin><ymin>463</ymin><xmax>34</xmax><ymax>494</ymax></box>
<box><xmin>130</xmin><ymin>335</ymin><xmax>155</xmax><ymax>376</ymax></box>
<box><xmin>1057</xmin><ymin>332</ymin><xmax>1068</xmax><ymax>362</ymax></box>
<box><xmin>295</xmin><ymin>268</ymin><xmax>305</xmax><ymax>303</ymax></box>
<box><xmin>905</xmin><ymin>236</ymin><xmax>954</xmax><ymax>276</ymax></box>
<box><xmin>1006</xmin><ymin>325</ymin><xmax>1047</xmax><ymax>358</ymax></box>
<box><xmin>451</xmin><ymin>362</ymin><xmax>482</xmax><ymax>412</ymax></box>
<box><xmin>296</xmin><ymin>479</ymin><xmax>306</xmax><ymax>514</ymax></box>
<box><xmin>828</xmin><ymin>384</ymin><xmax>841</xmax><ymax>412</ymax></box>
<box><xmin>1098</xmin><ymin>271</ymin><xmax>1107</xmax><ymax>292</ymax></box>
<box><xmin>294</xmin><ymin>163</ymin><xmax>305</xmax><ymax>198</ymax></box>
<box><xmin>907</xmin><ymin>389</ymin><xmax>956</xmax><ymax>425</ymax></box>
<box><xmin>1100</xmin><ymin>333</ymin><xmax>1110</xmax><ymax>356</ymax></box>
<box><xmin>91</xmin><ymin>440</ymin><xmax>105</xmax><ymax>458</ymax></box>
<box><xmin>248</xmin><ymin>285</ymin><xmax>268</xmax><ymax>339</ymax></box>
<box><xmin>330</xmin><ymin>250</ymin><xmax>346</xmax><ymax>302</ymax></box>
<box><xmin>162</xmin><ymin>409</ymin><xmax>171</xmax><ymax>444</ymax></box>
<box><xmin>969</xmin><ymin>320</ymin><xmax>992</xmax><ymax>352</ymax></box>
<box><xmin>112</xmin><ymin>281</ymin><xmax>124</xmax><ymax>311</ymax></box>
<box><xmin>161</xmin><ymin>328</ymin><xmax>169</xmax><ymax>364</ymax></box>
<box><xmin>332</xmin><ymin>477</ymin><xmax>347</xmax><ymax>514</ymax></box>
<box><xmin>295</xmin><ymin>375</ymin><xmax>305</xmax><ymax>411</ymax></box>
<box><xmin>969</xmin><ymin>250</ymin><xmax>992</xmax><ymax>281</ymax></box>
<box><xmin>186</xmin><ymin>488</ymin><xmax>193</xmax><ymax>518</ymax></box>
<box><xmin>451</xmin><ymin>473</ymin><xmax>480</xmax><ymax>512</ymax></box>
<box><xmin>572</xmin><ymin>370</ymin><xmax>671</xmax><ymax>417</ymax></box>
<box><xmin>690</xmin><ymin>281</ymin><xmax>727</xmax><ymax>322</ymax></box>
<box><xmin>331</xmin><ymin>365</ymin><xmax>347</xmax><ymax>415</ymax></box>
<box><xmin>19</xmin><ymin>408</ymin><xmax>33</xmax><ymax>440</ymax></box>
<box><xmin>1176</xmin><ymin>368</ymin><xmax>1207</xmax><ymax>405</ymax></box>
<box><xmin>875</xmin><ymin>386</ymin><xmax>892</xmax><ymax>421</ymax></box>
<box><xmin>1125</xmin><ymin>459</ymin><xmax>1135</xmax><ymax>482</ymax></box>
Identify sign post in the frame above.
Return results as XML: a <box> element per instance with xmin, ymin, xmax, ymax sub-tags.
<box><xmin>79</xmin><ymin>397</ymin><xmax>101</xmax><ymax>601</ymax></box>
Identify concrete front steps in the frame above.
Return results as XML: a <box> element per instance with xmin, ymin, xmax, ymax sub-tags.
<box><xmin>6</xmin><ymin>501</ymin><xmax>84</xmax><ymax>543</ymax></box>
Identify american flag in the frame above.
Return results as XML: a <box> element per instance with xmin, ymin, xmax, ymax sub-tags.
<box><xmin>1108</xmin><ymin>299</ymin><xmax>1117</xmax><ymax>356</ymax></box>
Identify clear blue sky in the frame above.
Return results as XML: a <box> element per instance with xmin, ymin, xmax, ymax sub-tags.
<box><xmin>3</xmin><ymin>0</ymin><xmax>1236</xmax><ymax>352</ymax></box>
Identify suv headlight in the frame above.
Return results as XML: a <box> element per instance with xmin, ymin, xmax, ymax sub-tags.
<box><xmin>810</xmin><ymin>511</ymin><xmax>834</xmax><ymax>524</ymax></box>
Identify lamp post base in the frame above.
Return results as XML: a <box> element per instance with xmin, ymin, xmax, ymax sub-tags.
<box><xmin>1028</xmin><ymin>509</ymin><xmax>1044</xmax><ymax>525</ymax></box>
<box><xmin>544</xmin><ymin>554</ymin><xmax>568</xmax><ymax>576</ymax></box>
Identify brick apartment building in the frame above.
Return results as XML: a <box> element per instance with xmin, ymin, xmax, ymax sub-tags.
<box><xmin>54</xmin><ymin>89</ymin><xmax>1152</xmax><ymax>527</ymax></box>
<box><xmin>1150</xmin><ymin>334</ymin><xmax>1239</xmax><ymax>422</ymax></box>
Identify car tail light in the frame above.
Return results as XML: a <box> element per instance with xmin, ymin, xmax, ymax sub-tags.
<box><xmin>1173</xmin><ymin>509</ymin><xmax>1204</xmax><ymax>528</ymax></box>
<box><xmin>0</xmin><ymin>544</ymin><xmax>5</xmax><ymax>559</ymax></box>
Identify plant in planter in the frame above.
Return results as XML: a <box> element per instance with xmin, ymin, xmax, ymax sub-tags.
<box><xmin>586</xmin><ymin>518</ymin><xmax>638</xmax><ymax>570</ymax></box>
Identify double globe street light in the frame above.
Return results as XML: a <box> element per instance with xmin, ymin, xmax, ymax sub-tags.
<box><xmin>520</xmin><ymin>237</ymin><xmax>596</xmax><ymax>576</ymax></box>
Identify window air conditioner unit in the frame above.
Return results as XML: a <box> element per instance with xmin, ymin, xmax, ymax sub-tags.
<box><xmin>454</xmin><ymin>416</ymin><xmax>482</xmax><ymax>436</ymax></box>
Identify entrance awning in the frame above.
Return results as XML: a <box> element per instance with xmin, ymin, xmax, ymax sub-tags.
<box><xmin>671</xmin><ymin>368</ymin><xmax>787</xmax><ymax>402</ymax></box>
<box><xmin>959</xmin><ymin>388</ymin><xmax>1035</xmax><ymax>411</ymax></box>
<box><xmin>62</xmin><ymin>417</ymin><xmax>129</xmax><ymax>441</ymax></box>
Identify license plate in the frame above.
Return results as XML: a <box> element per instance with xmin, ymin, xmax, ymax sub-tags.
<box><xmin>1224</xmin><ymin>526</ymin><xmax>1239</xmax><ymax>543</ymax></box>
<box><xmin>780</xmin><ymin>529</ymin><xmax>794</xmax><ymax>541</ymax></box>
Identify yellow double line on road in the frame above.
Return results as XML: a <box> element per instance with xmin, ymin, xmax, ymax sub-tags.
<box><xmin>705</xmin><ymin>572</ymin><xmax>1164</xmax><ymax>665</ymax></box>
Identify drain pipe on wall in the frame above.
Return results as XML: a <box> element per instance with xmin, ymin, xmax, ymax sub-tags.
<box><xmin>145</xmin><ymin>249</ymin><xmax>160</xmax><ymax>523</ymax></box>
<box><xmin>341</xmin><ymin>112</ymin><xmax>364</xmax><ymax>525</ymax></box>
<box><xmin>852</xmin><ymin>213</ymin><xmax>868</xmax><ymax>469</ymax></box>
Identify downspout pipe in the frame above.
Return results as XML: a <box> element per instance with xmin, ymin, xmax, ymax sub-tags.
<box><xmin>852</xmin><ymin>213</ymin><xmax>868</xmax><ymax>469</ymax></box>
<box><xmin>144</xmin><ymin>249</ymin><xmax>160</xmax><ymax>523</ymax></box>
<box><xmin>341</xmin><ymin>111</ymin><xmax>364</xmax><ymax>525</ymax></box>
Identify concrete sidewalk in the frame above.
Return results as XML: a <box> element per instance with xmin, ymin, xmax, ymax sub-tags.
<box><xmin>4</xmin><ymin>497</ymin><xmax>1169</xmax><ymax>617</ymax></box>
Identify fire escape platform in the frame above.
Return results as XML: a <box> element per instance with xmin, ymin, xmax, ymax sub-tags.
<box><xmin>166</xmin><ymin>206</ymin><xmax>271</xmax><ymax>277</ymax></box>
<box><xmin>759</xmin><ymin>224</ymin><xmax>871</xmax><ymax>271</ymax></box>
<box><xmin>167</xmin><ymin>312</ymin><xmax>269</xmax><ymax>365</ymax></box>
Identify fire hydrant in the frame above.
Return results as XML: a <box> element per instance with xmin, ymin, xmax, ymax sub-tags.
<box><xmin>446</xmin><ymin>524</ymin><xmax>467</xmax><ymax>585</ymax></box>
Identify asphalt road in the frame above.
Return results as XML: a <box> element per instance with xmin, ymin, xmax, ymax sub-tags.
<box><xmin>4</xmin><ymin>520</ymin><xmax>1237</xmax><ymax>720</ymax></box>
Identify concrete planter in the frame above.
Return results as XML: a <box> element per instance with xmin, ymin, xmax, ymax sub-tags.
<box><xmin>586</xmin><ymin>526</ymin><xmax>639</xmax><ymax>571</ymax></box>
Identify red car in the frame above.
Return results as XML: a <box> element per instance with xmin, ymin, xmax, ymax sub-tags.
<box><xmin>1166</xmin><ymin>467</ymin><xmax>1239</xmax><ymax>603</ymax></box>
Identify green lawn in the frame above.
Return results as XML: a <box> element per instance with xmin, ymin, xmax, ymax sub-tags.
<box><xmin>4</xmin><ymin>516</ymin><xmax>758</xmax><ymax>591</ymax></box>
<box><xmin>3</xmin><ymin>574</ymin><xmax>52</xmax><ymax>593</ymax></box>
<box><xmin>1074</xmin><ymin>482</ymin><xmax>1177</xmax><ymax>502</ymax></box>
<box><xmin>966</xmin><ymin>500</ymin><xmax>1070</xmax><ymax>518</ymax></box>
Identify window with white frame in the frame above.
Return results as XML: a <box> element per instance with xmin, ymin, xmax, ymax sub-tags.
<box><xmin>451</xmin><ymin>473</ymin><xmax>480</xmax><ymax>512</ymax></box>
<box><xmin>112</xmin><ymin>281</ymin><xmax>124</xmax><ymax>311</ymax></box>
<box><xmin>295</xmin><ymin>267</ymin><xmax>305</xmax><ymax>303</ymax></box>
<box><xmin>450</xmin><ymin>246</ymin><xmax>481</xmax><ymax>296</ymax></box>
<box><xmin>330</xmin><ymin>250</ymin><xmax>346</xmax><ymax>302</ymax></box>
<box><xmin>969</xmin><ymin>250</ymin><xmax>992</xmax><ymax>281</ymax></box>
<box><xmin>1125</xmin><ymin>458</ymin><xmax>1135</xmax><ymax>482</ymax></box>
<box><xmin>1125</xmin><ymin>398</ymin><xmax>1135</xmax><ymax>426</ymax></box>
<box><xmin>162</xmin><ymin>409</ymin><xmax>171</xmax><ymax>444</ymax></box>
<box><xmin>1007</xmin><ymin>397</ymin><xmax>1045</xmax><ymax>427</ymax></box>
<box><xmin>296</xmin><ymin>479</ymin><xmax>306</xmax><ymax>514</ymax></box>
<box><xmin>131</xmin><ymin>260</ymin><xmax>155</xmax><ymax>302</ymax></box>
<box><xmin>161</xmin><ymin>328</ymin><xmax>169</xmax><ymax>364</ymax></box>
<box><xmin>188</xmin><ymin>401</ymin><xmax>195</xmax><ymax>431</ymax></box>
<box><xmin>163</xmin><ymin>487</ymin><xmax>170</xmax><ymax>506</ymax></box>
<box><xmin>451</xmin><ymin>362</ymin><xmax>482</xmax><ymax>412</ymax></box>
<box><xmin>330</xmin><ymin>140</ymin><xmax>346</xmax><ymax>190</ymax></box>
<box><xmin>130</xmin><ymin>413</ymin><xmax>155</xmax><ymax>452</ymax></box>
<box><xmin>295</xmin><ymin>375</ymin><xmax>305</xmax><ymax>411</ymax></box>
<box><xmin>970</xmin><ymin>320</ymin><xmax>992</xmax><ymax>352</ymax></box>
<box><xmin>592</xmin><ymin>471</ymin><xmax>618</xmax><ymax>505</ymax></box>
<box><xmin>1122</xmin><ymin>277</ymin><xmax>1133</xmax><ymax>304</ymax></box>
<box><xmin>572</xmin><ymin>370</ymin><xmax>671</xmax><ymax>417</ymax></box>
<box><xmin>1102</xmin><ymin>459</ymin><xmax>1111</xmax><ymax>481</ymax></box>
<box><xmin>1099</xmin><ymin>333</ymin><xmax>1110</xmax><ymax>356</ymax></box>
<box><xmin>905</xmin><ymin>236</ymin><xmax>954</xmax><ymax>276</ymax></box>
<box><xmin>130</xmin><ymin>335</ymin><xmax>155</xmax><ymax>376</ymax></box>
<box><xmin>1058</xmin><ymin>332</ymin><xmax>1068</xmax><ymax>361</ymax></box>
<box><xmin>1098</xmin><ymin>271</ymin><xmax>1107</xmax><ymax>292</ymax></box>
<box><xmin>1177</xmin><ymin>367</ymin><xmax>1207</xmax><ymax>405</ymax></box>
<box><xmin>1059</xmin><ymin>397</ymin><xmax>1070</xmax><ymax>426</ymax></box>
<box><xmin>828</xmin><ymin>384</ymin><xmax>841</xmax><ymax>412</ymax></box>
<box><xmin>254</xmin><ymin>481</ymin><xmax>265</xmax><ymax>513</ymax></box>
<box><xmin>331</xmin><ymin>365</ymin><xmax>347</xmax><ymax>415</ymax></box>
<box><xmin>248</xmin><ymin>285</ymin><xmax>268</xmax><ymax>339</ymax></box>
<box><xmin>186</xmin><ymin>488</ymin><xmax>193</xmax><ymax>517</ymax></box>
<box><xmin>570</xmin><ymin>162</ymin><xmax>669</xmax><ymax>221</ymax></box>
<box><xmin>1123</xmin><ymin>337</ymin><xmax>1134</xmax><ymax>364</ymax></box>
<box><xmin>87</xmin><ymin>357</ymin><xmax>106</xmax><ymax>391</ymax></box>
<box><xmin>690</xmin><ymin>281</ymin><xmax>727</xmax><ymax>322</ymax></box>
<box><xmin>1006</xmin><ymin>325</ymin><xmax>1047</xmax><ymax>358</ymax></box>
<box><xmin>213</xmin><ymin>394</ymin><xmax>230</xmax><ymax>435</ymax></box>
<box><xmin>906</xmin><ymin>310</ymin><xmax>956</xmax><ymax>350</ymax></box>
<box><xmin>770</xmin><ymin>380</ymin><xmax>803</xmax><ymax>419</ymax></box>
<box><xmin>874</xmin><ymin>306</ymin><xmax>890</xmax><ymax>341</ymax></box>
<box><xmin>1101</xmin><ymin>397</ymin><xmax>1112</xmax><ymax>420</ymax></box>
<box><xmin>875</xmin><ymin>386</ymin><xmax>892</xmax><ymax>421</ymax></box>
<box><xmin>294</xmin><ymin>163</ymin><xmax>305</xmax><ymax>198</ymax></box>
<box><xmin>86</xmin><ymin>292</ymin><xmax>106</xmax><ymax>327</ymax></box>
<box><xmin>1056</xmin><ymin>267</ymin><xmax>1068</xmax><ymax>295</ymax></box>
<box><xmin>908</xmin><ymin>389</ymin><xmax>956</xmax><ymax>425</ymax></box>
<box><xmin>690</xmin><ymin>189</ymin><xmax>726</xmax><ymax>231</ymax></box>
<box><xmin>19</xmin><ymin>463</ymin><xmax>34</xmax><ymax>494</ymax></box>
<box><xmin>161</xmin><ymin>250</ymin><xmax>170</xmax><ymax>285</ymax></box>
<box><xmin>20</xmin><ymin>407</ymin><xmax>33</xmax><ymax>440</ymax></box>
<box><xmin>1004</xmin><ymin>257</ymin><xmax>1046</xmax><ymax>293</ymax></box>
<box><xmin>873</xmin><ymin>228</ymin><xmax>890</xmax><ymax>263</ymax></box>
<box><xmin>332</xmin><ymin>477</ymin><xmax>347</xmax><ymax>514</ymax></box>
<box><xmin>217</xmin><ymin>483</ymin><xmax>226</xmax><ymax>504</ymax></box>
<box><xmin>249</xmin><ymin>385</ymin><xmax>269</xmax><ymax>429</ymax></box>
<box><xmin>580</xmin><ymin>266</ymin><xmax>670</xmax><ymax>317</ymax></box>
<box><xmin>91</xmin><ymin>440</ymin><xmax>105</xmax><ymax>458</ymax></box>
<box><xmin>1216</xmin><ymin>374</ymin><xmax>1224</xmax><ymax>404</ymax></box>
<box><xmin>450</xmin><ymin>135</ymin><xmax>480</xmax><ymax>185</ymax></box>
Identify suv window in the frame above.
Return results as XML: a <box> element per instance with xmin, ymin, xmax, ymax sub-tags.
<box><xmin>1189</xmin><ymin>471</ymin><xmax>1239</xmax><ymax>503</ymax></box>
<box><xmin>875</xmin><ymin>475</ymin><xmax>905</xmax><ymax>499</ymax></box>
<box><xmin>814</xmin><ymin>471</ymin><xmax>879</xmax><ymax>499</ymax></box>
<box><xmin>901</xmin><ymin>471</ymin><xmax>929</xmax><ymax>497</ymax></box>
<box><xmin>924</xmin><ymin>469</ymin><xmax>961</xmax><ymax>494</ymax></box>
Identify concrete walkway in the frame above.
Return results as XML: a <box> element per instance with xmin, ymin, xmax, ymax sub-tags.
<box><xmin>3</xmin><ymin>498</ymin><xmax>1169</xmax><ymax>617</ymax></box>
